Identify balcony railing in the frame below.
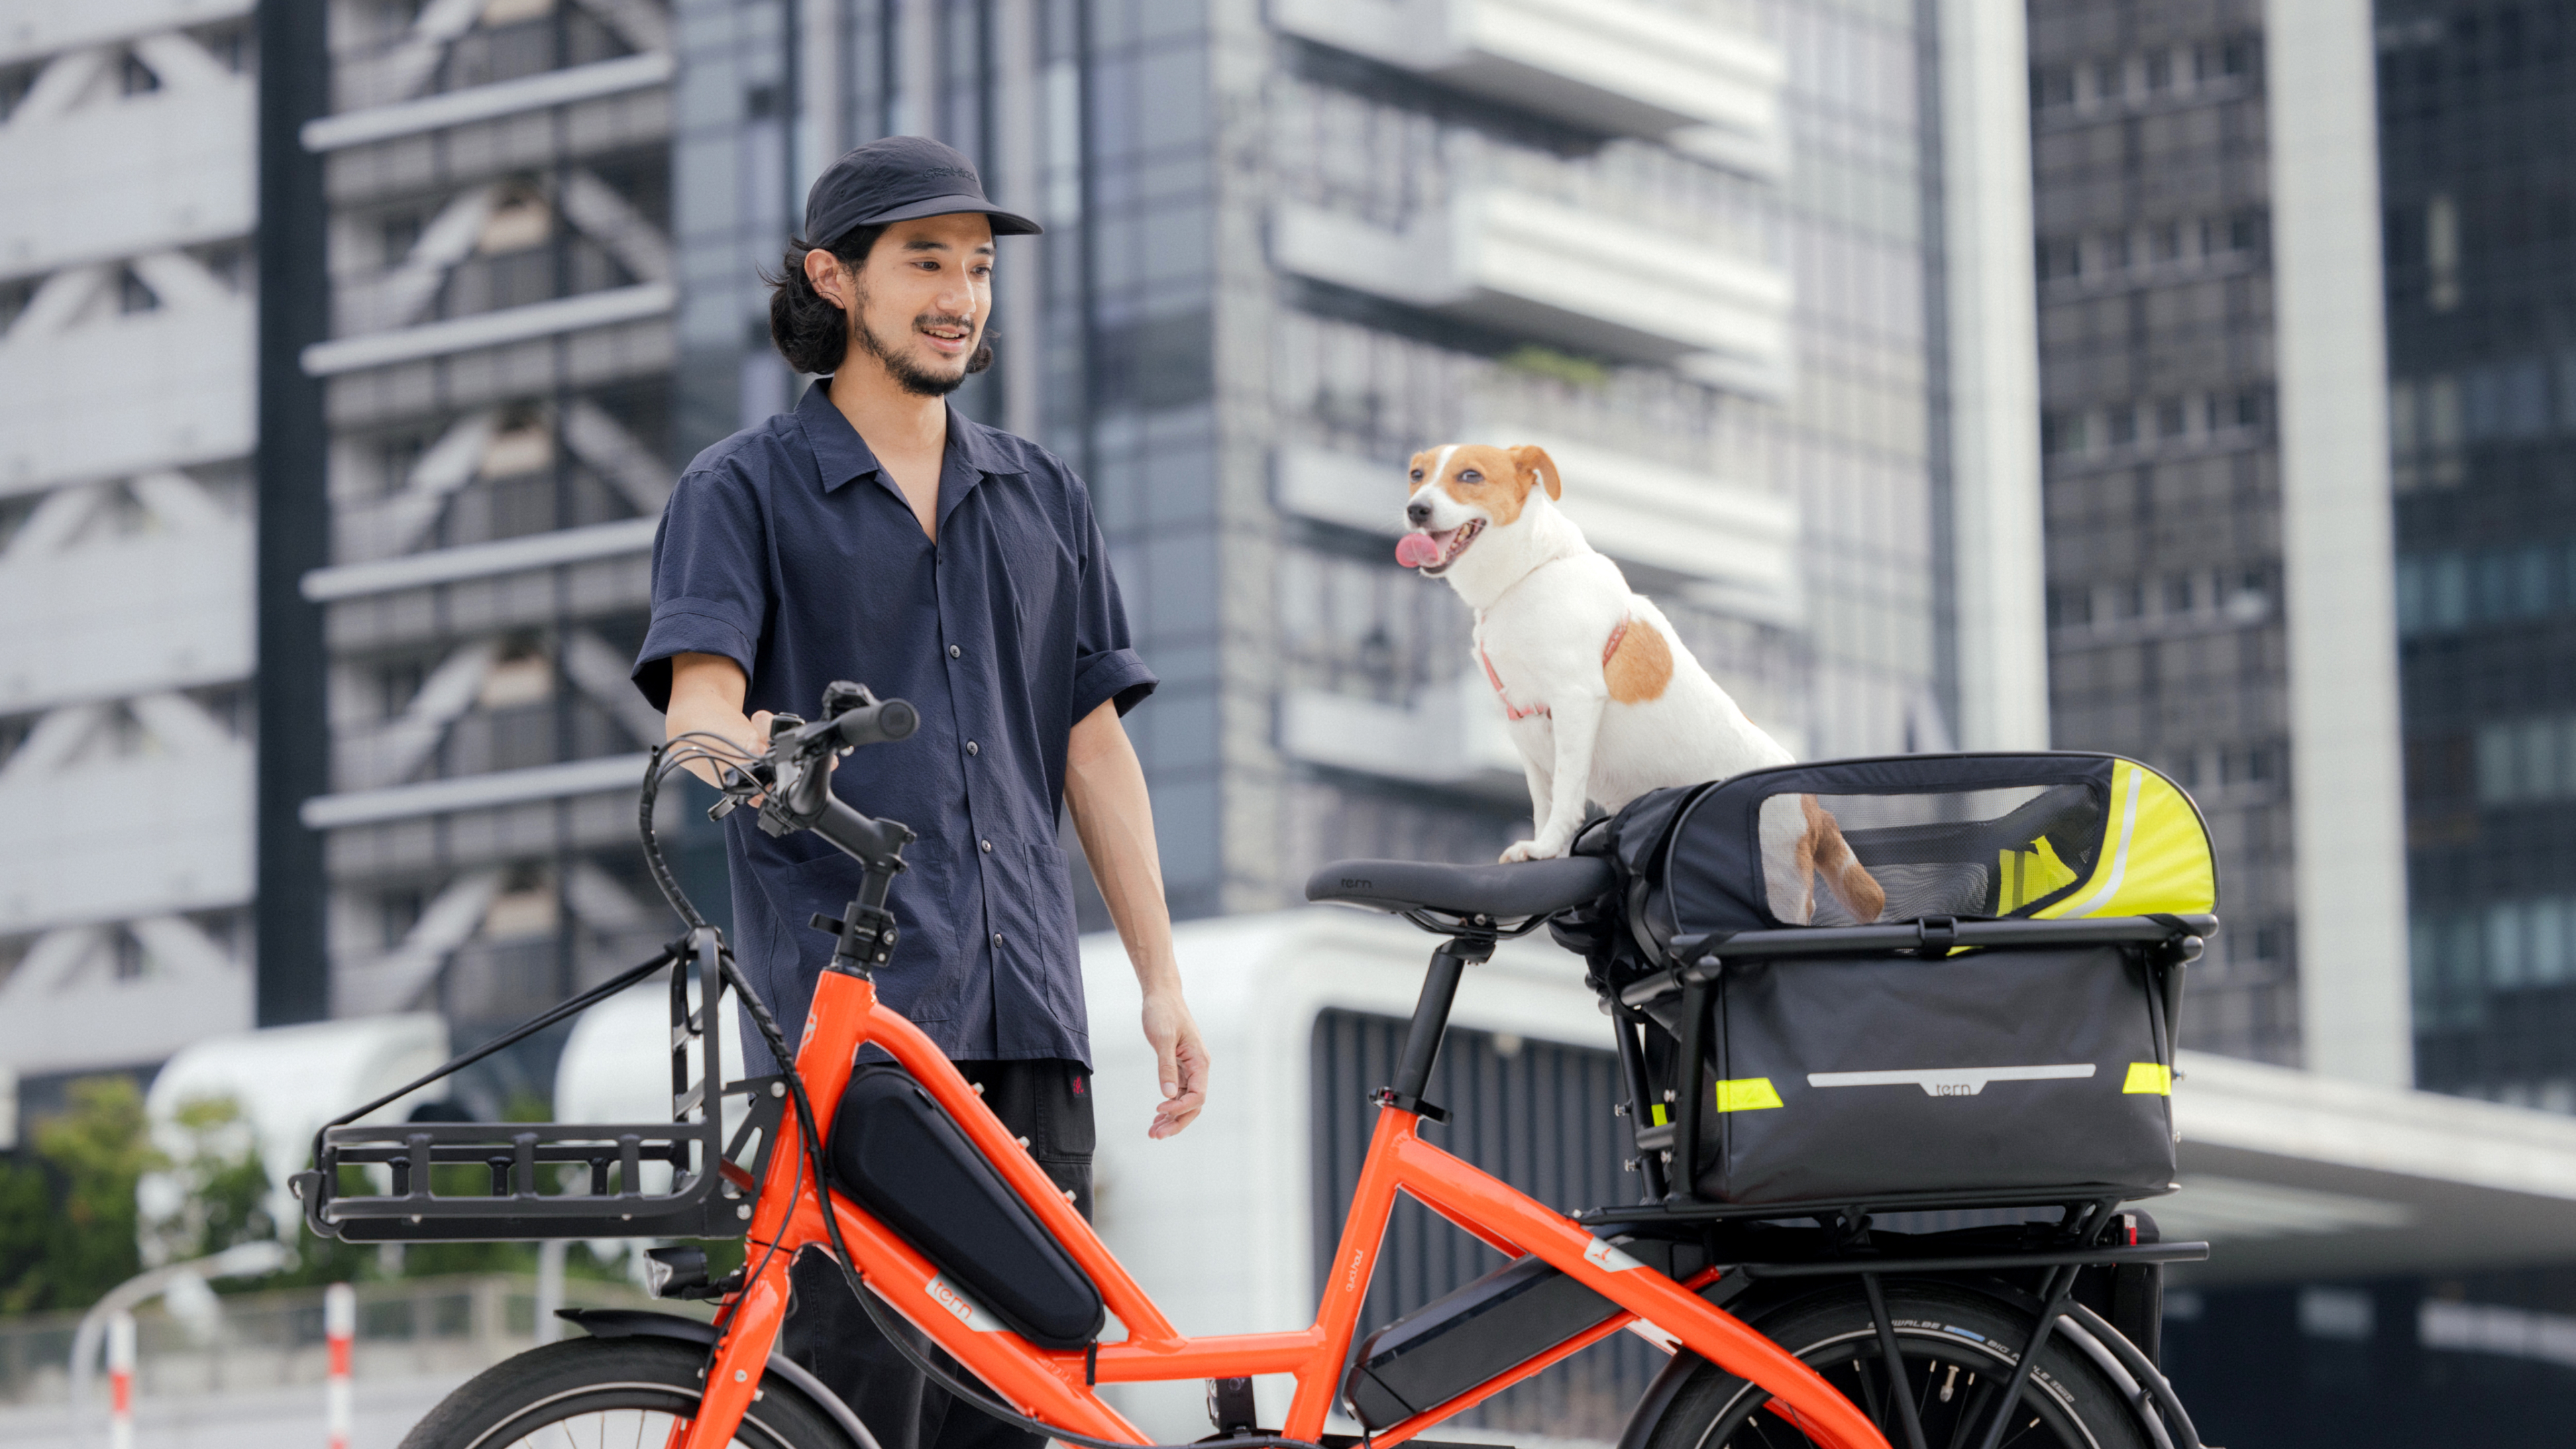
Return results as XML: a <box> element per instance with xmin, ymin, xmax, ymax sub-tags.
<box><xmin>1272</xmin><ymin>0</ymin><xmax>1781</xmax><ymax>156</ymax></box>
<box><xmin>1273</xmin><ymin>186</ymin><xmax>1791</xmax><ymax>394</ymax></box>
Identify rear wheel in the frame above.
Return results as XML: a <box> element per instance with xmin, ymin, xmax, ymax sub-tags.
<box><xmin>400</xmin><ymin>1336</ymin><xmax>856</xmax><ymax>1449</ymax></box>
<box><xmin>1644</xmin><ymin>1283</ymin><xmax>2149</xmax><ymax>1449</ymax></box>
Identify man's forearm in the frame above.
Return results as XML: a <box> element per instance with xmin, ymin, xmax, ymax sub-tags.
<box><xmin>664</xmin><ymin>652</ymin><xmax>765</xmax><ymax>789</ymax></box>
<box><xmin>1063</xmin><ymin>703</ymin><xmax>1178</xmax><ymax>988</ymax></box>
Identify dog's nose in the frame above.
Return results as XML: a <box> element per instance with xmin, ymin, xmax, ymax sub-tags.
<box><xmin>1405</xmin><ymin>499</ymin><xmax>1434</xmax><ymax>527</ymax></box>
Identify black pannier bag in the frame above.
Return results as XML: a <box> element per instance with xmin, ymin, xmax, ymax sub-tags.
<box><xmin>828</xmin><ymin>1067</ymin><xmax>1106</xmax><ymax>1347</ymax></box>
<box><xmin>1578</xmin><ymin>753</ymin><xmax>2216</xmax><ymax>1207</ymax></box>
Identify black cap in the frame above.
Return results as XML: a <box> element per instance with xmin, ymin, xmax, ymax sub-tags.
<box><xmin>802</xmin><ymin>136</ymin><xmax>1041</xmax><ymax>248</ymax></box>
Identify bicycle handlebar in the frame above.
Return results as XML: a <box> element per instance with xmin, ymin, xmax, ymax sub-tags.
<box><xmin>833</xmin><ymin>696</ymin><xmax>918</xmax><ymax>749</ymax></box>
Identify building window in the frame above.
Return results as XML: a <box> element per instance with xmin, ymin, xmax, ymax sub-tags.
<box><xmin>2108</xmin><ymin>407</ymin><xmax>2138</xmax><ymax>446</ymax></box>
<box><xmin>2475</xmin><ymin>714</ymin><xmax>2576</xmax><ymax>803</ymax></box>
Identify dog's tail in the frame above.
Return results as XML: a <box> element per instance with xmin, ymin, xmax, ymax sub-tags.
<box><xmin>1801</xmin><ymin>795</ymin><xmax>1885</xmax><ymax>924</ymax></box>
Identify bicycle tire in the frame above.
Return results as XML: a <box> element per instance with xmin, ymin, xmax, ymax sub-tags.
<box><xmin>400</xmin><ymin>1336</ymin><xmax>857</xmax><ymax>1449</ymax></box>
<box><xmin>1642</xmin><ymin>1283</ymin><xmax>2150</xmax><ymax>1449</ymax></box>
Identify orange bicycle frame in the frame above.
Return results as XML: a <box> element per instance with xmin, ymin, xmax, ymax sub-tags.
<box><xmin>677</xmin><ymin>964</ymin><xmax>1892</xmax><ymax>1449</ymax></box>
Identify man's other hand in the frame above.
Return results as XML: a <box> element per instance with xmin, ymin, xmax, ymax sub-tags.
<box><xmin>1141</xmin><ymin>987</ymin><xmax>1210</xmax><ymax>1139</ymax></box>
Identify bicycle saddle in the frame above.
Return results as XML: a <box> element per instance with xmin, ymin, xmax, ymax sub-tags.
<box><xmin>1305</xmin><ymin>857</ymin><xmax>1615</xmax><ymax>921</ymax></box>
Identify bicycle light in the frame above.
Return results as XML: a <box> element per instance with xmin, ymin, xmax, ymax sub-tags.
<box><xmin>643</xmin><ymin>1245</ymin><xmax>708</xmax><ymax>1299</ymax></box>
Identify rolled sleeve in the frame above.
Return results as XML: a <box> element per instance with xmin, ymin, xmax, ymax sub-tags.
<box><xmin>633</xmin><ymin>466</ymin><xmax>773</xmax><ymax>711</ymax></box>
<box><xmin>1069</xmin><ymin>490</ymin><xmax>1157</xmax><ymax>720</ymax></box>
<box><xmin>1073</xmin><ymin>646</ymin><xmax>1157</xmax><ymax>721</ymax></box>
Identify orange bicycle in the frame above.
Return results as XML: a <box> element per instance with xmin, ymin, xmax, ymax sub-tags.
<box><xmin>297</xmin><ymin>684</ymin><xmax>2212</xmax><ymax>1449</ymax></box>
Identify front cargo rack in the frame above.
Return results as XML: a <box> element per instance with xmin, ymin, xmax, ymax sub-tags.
<box><xmin>292</xmin><ymin>927</ymin><xmax>782</xmax><ymax>1243</ymax></box>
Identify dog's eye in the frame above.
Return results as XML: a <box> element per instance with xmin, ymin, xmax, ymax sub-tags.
<box><xmin>1409</xmin><ymin>469</ymin><xmax>1423</xmax><ymax>480</ymax></box>
<box><xmin>1458</xmin><ymin>469</ymin><xmax>1483</xmax><ymax>483</ymax></box>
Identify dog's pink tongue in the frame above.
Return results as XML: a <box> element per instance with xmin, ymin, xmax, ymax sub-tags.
<box><xmin>1395</xmin><ymin>532</ymin><xmax>1444</xmax><ymax>568</ymax></box>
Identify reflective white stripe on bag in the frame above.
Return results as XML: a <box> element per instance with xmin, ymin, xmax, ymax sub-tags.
<box><xmin>1805</xmin><ymin>1063</ymin><xmax>2097</xmax><ymax>1097</ymax></box>
<box><xmin>2063</xmin><ymin>763</ymin><xmax>2145</xmax><ymax>918</ymax></box>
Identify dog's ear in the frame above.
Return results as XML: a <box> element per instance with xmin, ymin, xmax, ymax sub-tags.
<box><xmin>1509</xmin><ymin>444</ymin><xmax>1560</xmax><ymax>500</ymax></box>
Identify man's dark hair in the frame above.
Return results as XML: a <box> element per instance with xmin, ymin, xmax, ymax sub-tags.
<box><xmin>765</xmin><ymin>226</ymin><xmax>995</xmax><ymax>378</ymax></box>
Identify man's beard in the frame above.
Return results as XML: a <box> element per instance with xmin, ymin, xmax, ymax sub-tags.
<box><xmin>851</xmin><ymin>294</ymin><xmax>975</xmax><ymax>398</ymax></box>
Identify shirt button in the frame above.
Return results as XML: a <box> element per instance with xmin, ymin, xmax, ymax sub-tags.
<box><xmin>949</xmin><ymin>644</ymin><xmax>962</xmax><ymax>658</ymax></box>
<box><xmin>979</xmin><ymin>839</ymin><xmax>993</xmax><ymax>853</ymax></box>
<box><xmin>992</xmin><ymin>932</ymin><xmax>1004</xmax><ymax>949</ymax></box>
<box><xmin>965</xmin><ymin>740</ymin><xmax>979</xmax><ymax>755</ymax></box>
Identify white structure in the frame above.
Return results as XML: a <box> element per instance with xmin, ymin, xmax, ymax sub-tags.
<box><xmin>0</xmin><ymin>0</ymin><xmax>261</xmax><ymax>1079</ymax></box>
<box><xmin>140</xmin><ymin>1014</ymin><xmax>451</xmax><ymax>1244</ymax></box>
<box><xmin>2263</xmin><ymin>0</ymin><xmax>2414</xmax><ymax>1088</ymax></box>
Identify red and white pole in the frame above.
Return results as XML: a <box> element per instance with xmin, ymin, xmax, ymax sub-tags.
<box><xmin>325</xmin><ymin>1281</ymin><xmax>356</xmax><ymax>1449</ymax></box>
<box><xmin>106</xmin><ymin>1309</ymin><xmax>135</xmax><ymax>1449</ymax></box>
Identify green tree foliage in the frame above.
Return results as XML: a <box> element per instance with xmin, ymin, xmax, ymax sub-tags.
<box><xmin>0</xmin><ymin>1076</ymin><xmax>150</xmax><ymax>1314</ymax></box>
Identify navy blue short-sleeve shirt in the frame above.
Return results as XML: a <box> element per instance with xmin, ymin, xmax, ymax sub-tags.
<box><xmin>634</xmin><ymin>382</ymin><xmax>1155</xmax><ymax>1072</ymax></box>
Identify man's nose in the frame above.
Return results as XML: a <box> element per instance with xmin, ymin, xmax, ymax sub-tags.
<box><xmin>1406</xmin><ymin>498</ymin><xmax>1434</xmax><ymax>527</ymax></box>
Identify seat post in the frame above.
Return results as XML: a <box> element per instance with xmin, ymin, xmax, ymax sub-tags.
<box><xmin>1382</xmin><ymin>932</ymin><xmax>1493</xmax><ymax>1120</ymax></box>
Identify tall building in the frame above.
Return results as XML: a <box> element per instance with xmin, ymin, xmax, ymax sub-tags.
<box><xmin>663</xmin><ymin>0</ymin><xmax>2052</xmax><ymax>937</ymax></box>
<box><xmin>264</xmin><ymin>0</ymin><xmax>685</xmax><ymax>1095</ymax></box>
<box><xmin>2025</xmin><ymin>0</ymin><xmax>2409</xmax><ymax>1077</ymax></box>
<box><xmin>0</xmin><ymin>0</ymin><xmax>2055</xmax><ymax>1102</ymax></box>
<box><xmin>2379</xmin><ymin>1</ymin><xmax>2576</xmax><ymax>1108</ymax></box>
<box><xmin>0</xmin><ymin>5</ymin><xmax>262</xmax><ymax>1099</ymax></box>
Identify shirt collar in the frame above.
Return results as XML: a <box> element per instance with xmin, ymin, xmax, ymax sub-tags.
<box><xmin>796</xmin><ymin>380</ymin><xmax>1027</xmax><ymax>493</ymax></box>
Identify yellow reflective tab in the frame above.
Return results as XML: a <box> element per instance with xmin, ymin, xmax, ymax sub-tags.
<box><xmin>2123</xmin><ymin>1062</ymin><xmax>2173</xmax><ymax>1095</ymax></box>
<box><xmin>1998</xmin><ymin>835</ymin><xmax>2080</xmax><ymax>912</ymax></box>
<box><xmin>1649</xmin><ymin>1103</ymin><xmax>1669</xmax><ymax>1126</ymax></box>
<box><xmin>1713</xmin><ymin>1077</ymin><xmax>1784</xmax><ymax>1112</ymax></box>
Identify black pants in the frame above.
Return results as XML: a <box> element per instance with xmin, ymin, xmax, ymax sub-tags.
<box><xmin>783</xmin><ymin>1059</ymin><xmax>1096</xmax><ymax>1449</ymax></box>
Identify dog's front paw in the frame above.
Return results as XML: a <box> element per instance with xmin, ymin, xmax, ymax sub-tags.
<box><xmin>1499</xmin><ymin>837</ymin><xmax>1569</xmax><ymax>863</ymax></box>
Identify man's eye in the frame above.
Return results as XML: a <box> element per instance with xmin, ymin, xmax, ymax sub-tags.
<box><xmin>1458</xmin><ymin>470</ymin><xmax>1483</xmax><ymax>483</ymax></box>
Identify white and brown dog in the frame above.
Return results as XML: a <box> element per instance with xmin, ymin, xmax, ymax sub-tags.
<box><xmin>1397</xmin><ymin>442</ymin><xmax>1883</xmax><ymax>925</ymax></box>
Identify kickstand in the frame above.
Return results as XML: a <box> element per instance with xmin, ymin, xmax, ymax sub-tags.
<box><xmin>1968</xmin><ymin>1265</ymin><xmax>2079</xmax><ymax>1449</ymax></box>
<box><xmin>1861</xmin><ymin>1273</ymin><xmax>1929</xmax><ymax>1449</ymax></box>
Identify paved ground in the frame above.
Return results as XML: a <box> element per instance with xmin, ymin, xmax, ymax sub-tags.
<box><xmin>0</xmin><ymin>1372</ymin><xmax>466</xmax><ymax>1449</ymax></box>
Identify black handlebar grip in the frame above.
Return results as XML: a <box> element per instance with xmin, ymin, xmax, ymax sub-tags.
<box><xmin>833</xmin><ymin>698</ymin><xmax>919</xmax><ymax>749</ymax></box>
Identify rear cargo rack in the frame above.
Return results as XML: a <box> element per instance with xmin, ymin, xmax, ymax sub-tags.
<box><xmin>292</xmin><ymin>928</ymin><xmax>782</xmax><ymax>1243</ymax></box>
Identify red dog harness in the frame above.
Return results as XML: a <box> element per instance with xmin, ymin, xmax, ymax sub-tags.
<box><xmin>1478</xmin><ymin>618</ymin><xmax>1632</xmax><ymax>721</ymax></box>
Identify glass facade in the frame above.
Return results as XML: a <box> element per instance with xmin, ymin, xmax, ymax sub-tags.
<box><xmin>2025</xmin><ymin>0</ymin><xmax>2300</xmax><ymax>1063</ymax></box>
<box><xmin>2379</xmin><ymin>2</ymin><xmax>2576</xmax><ymax>1105</ymax></box>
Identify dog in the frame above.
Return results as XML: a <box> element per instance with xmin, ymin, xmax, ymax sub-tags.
<box><xmin>1396</xmin><ymin>441</ymin><xmax>1884</xmax><ymax>926</ymax></box>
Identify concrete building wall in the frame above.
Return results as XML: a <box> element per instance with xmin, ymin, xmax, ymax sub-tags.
<box><xmin>0</xmin><ymin>1</ymin><xmax>262</xmax><ymax>1086</ymax></box>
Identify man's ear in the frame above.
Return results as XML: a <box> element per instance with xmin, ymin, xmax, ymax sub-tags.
<box><xmin>803</xmin><ymin>247</ymin><xmax>851</xmax><ymax>311</ymax></box>
<box><xmin>1509</xmin><ymin>444</ymin><xmax>1561</xmax><ymax>500</ymax></box>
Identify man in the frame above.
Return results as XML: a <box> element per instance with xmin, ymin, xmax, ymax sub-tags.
<box><xmin>630</xmin><ymin>136</ymin><xmax>1210</xmax><ymax>1449</ymax></box>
